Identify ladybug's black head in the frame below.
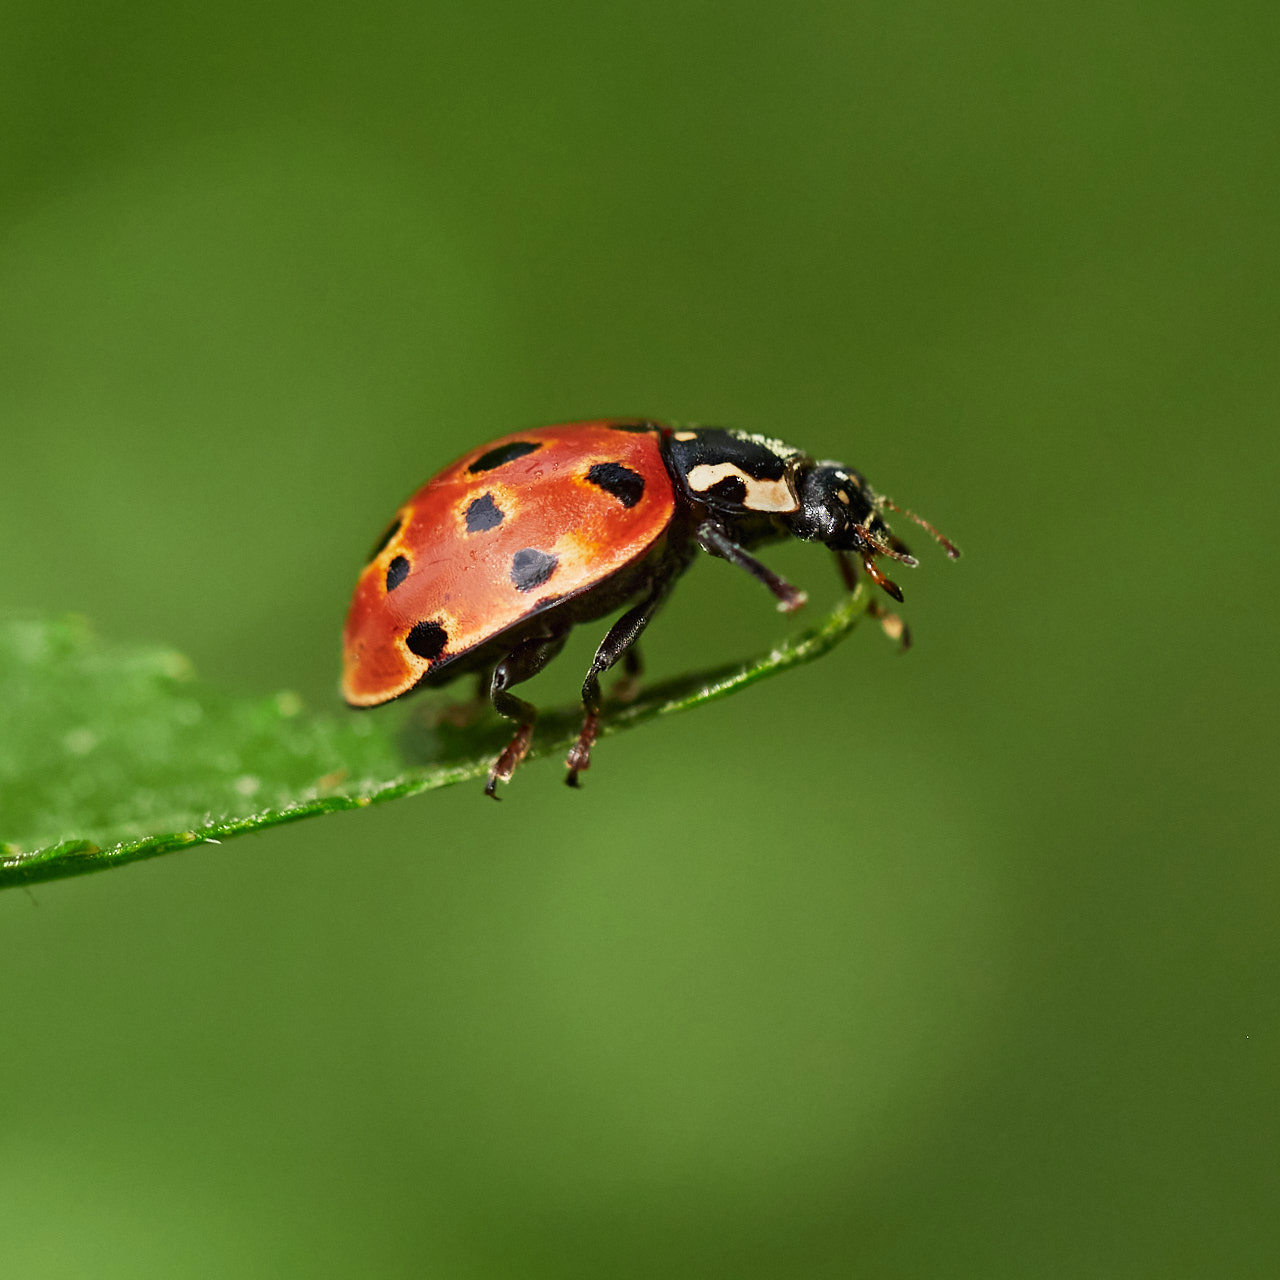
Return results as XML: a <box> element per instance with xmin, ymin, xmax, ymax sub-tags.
<box><xmin>791</xmin><ymin>462</ymin><xmax>960</xmax><ymax>601</ymax></box>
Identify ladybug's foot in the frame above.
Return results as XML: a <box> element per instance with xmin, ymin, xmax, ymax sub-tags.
<box><xmin>564</xmin><ymin>712</ymin><xmax>601</xmax><ymax>788</ymax></box>
<box><xmin>775</xmin><ymin>584</ymin><xmax>808</xmax><ymax>614</ymax></box>
<box><xmin>485</xmin><ymin>722</ymin><xmax>534</xmax><ymax>800</ymax></box>
<box><xmin>867</xmin><ymin>600</ymin><xmax>911</xmax><ymax>652</ymax></box>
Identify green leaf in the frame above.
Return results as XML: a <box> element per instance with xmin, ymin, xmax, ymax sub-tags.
<box><xmin>0</xmin><ymin>588</ymin><xmax>872</xmax><ymax>890</ymax></box>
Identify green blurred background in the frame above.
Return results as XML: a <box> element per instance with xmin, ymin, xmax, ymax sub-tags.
<box><xmin>2</xmin><ymin>1</ymin><xmax>1277</xmax><ymax>1275</ymax></box>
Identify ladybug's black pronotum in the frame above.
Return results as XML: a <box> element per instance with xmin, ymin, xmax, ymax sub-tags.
<box><xmin>343</xmin><ymin>420</ymin><xmax>959</xmax><ymax>796</ymax></box>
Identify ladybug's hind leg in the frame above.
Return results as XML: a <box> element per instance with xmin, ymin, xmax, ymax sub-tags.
<box><xmin>566</xmin><ymin>579</ymin><xmax>668</xmax><ymax>788</ymax></box>
<box><xmin>612</xmin><ymin>645</ymin><xmax>644</xmax><ymax>705</ymax></box>
<box><xmin>485</xmin><ymin>631</ymin><xmax>569</xmax><ymax>799</ymax></box>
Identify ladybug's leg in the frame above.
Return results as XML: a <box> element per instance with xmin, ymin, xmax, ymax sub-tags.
<box><xmin>484</xmin><ymin>631</ymin><xmax>569</xmax><ymax>799</ymax></box>
<box><xmin>565</xmin><ymin>580</ymin><xmax>668</xmax><ymax>788</ymax></box>
<box><xmin>833</xmin><ymin>550</ymin><xmax>910</xmax><ymax>651</ymax></box>
<box><xmin>696</xmin><ymin>520</ymin><xmax>807</xmax><ymax>613</ymax></box>
<box><xmin>868</xmin><ymin>601</ymin><xmax>911</xmax><ymax>651</ymax></box>
<box><xmin>612</xmin><ymin>645</ymin><xmax>643</xmax><ymax>704</ymax></box>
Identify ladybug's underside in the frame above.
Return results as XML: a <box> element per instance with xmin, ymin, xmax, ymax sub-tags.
<box><xmin>341</xmin><ymin>419</ymin><xmax>956</xmax><ymax>795</ymax></box>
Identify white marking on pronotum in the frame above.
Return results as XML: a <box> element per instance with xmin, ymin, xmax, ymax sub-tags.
<box><xmin>673</xmin><ymin>430</ymin><xmax>697</xmax><ymax>441</ymax></box>
<box><xmin>730</xmin><ymin>429</ymin><xmax>799</xmax><ymax>460</ymax></box>
<box><xmin>684</xmin><ymin>463</ymin><xmax>798</xmax><ymax>513</ymax></box>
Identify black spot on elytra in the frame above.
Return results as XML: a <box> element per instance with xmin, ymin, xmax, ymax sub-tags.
<box><xmin>510</xmin><ymin>548</ymin><xmax>559</xmax><ymax>593</ymax></box>
<box><xmin>368</xmin><ymin>516</ymin><xmax>402</xmax><ymax>562</ymax></box>
<box><xmin>405</xmin><ymin>619</ymin><xmax>448</xmax><ymax>661</ymax></box>
<box><xmin>704</xmin><ymin>475</ymin><xmax>748</xmax><ymax>504</ymax></box>
<box><xmin>587</xmin><ymin>461</ymin><xmax>645</xmax><ymax>508</ymax></box>
<box><xmin>464</xmin><ymin>492</ymin><xmax>505</xmax><ymax>532</ymax></box>
<box><xmin>385</xmin><ymin>555</ymin><xmax>410</xmax><ymax>592</ymax></box>
<box><xmin>468</xmin><ymin>440</ymin><xmax>542</xmax><ymax>474</ymax></box>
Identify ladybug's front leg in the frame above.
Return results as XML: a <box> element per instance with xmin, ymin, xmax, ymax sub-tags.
<box><xmin>485</xmin><ymin>631</ymin><xmax>569</xmax><ymax>799</ymax></box>
<box><xmin>696</xmin><ymin>520</ymin><xmax>807</xmax><ymax>612</ymax></box>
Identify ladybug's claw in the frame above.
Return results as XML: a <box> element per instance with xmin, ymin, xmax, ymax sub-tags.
<box><xmin>776</xmin><ymin>586</ymin><xmax>808</xmax><ymax>613</ymax></box>
<box><xmin>486</xmin><ymin>721</ymin><xmax>534</xmax><ymax>799</ymax></box>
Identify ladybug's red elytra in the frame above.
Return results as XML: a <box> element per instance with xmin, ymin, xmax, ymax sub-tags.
<box><xmin>342</xmin><ymin>419</ymin><xmax>958</xmax><ymax>796</ymax></box>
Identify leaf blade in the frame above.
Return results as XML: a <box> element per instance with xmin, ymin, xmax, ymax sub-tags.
<box><xmin>1</xmin><ymin>587</ymin><xmax>870</xmax><ymax>889</ymax></box>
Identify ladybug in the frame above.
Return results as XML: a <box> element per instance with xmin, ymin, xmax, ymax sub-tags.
<box><xmin>342</xmin><ymin>419</ymin><xmax>958</xmax><ymax>797</ymax></box>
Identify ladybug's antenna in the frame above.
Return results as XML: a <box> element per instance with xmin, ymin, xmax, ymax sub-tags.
<box><xmin>879</xmin><ymin>497</ymin><xmax>961</xmax><ymax>560</ymax></box>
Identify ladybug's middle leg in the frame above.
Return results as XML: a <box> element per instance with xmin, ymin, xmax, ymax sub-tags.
<box><xmin>565</xmin><ymin>580</ymin><xmax>668</xmax><ymax>788</ymax></box>
<box><xmin>485</xmin><ymin>631</ymin><xmax>569</xmax><ymax>799</ymax></box>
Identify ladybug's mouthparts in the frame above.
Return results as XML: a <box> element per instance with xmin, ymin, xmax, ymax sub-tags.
<box><xmin>859</xmin><ymin>528</ymin><xmax>925</xmax><ymax>603</ymax></box>
<box><xmin>860</xmin><ymin>554</ymin><xmax>905</xmax><ymax>603</ymax></box>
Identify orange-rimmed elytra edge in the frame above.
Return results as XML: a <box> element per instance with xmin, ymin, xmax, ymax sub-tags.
<box><xmin>342</xmin><ymin>419</ymin><xmax>958</xmax><ymax>797</ymax></box>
